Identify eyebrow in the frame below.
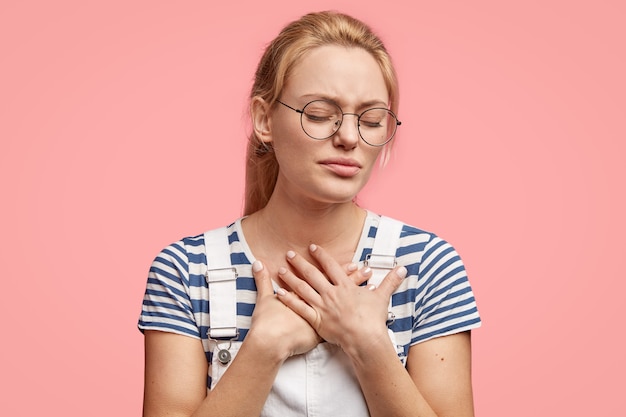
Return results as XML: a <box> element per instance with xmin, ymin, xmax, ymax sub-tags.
<box><xmin>299</xmin><ymin>94</ymin><xmax>388</xmax><ymax>109</ymax></box>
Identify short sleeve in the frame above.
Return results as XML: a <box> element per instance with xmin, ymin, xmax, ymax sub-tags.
<box><xmin>411</xmin><ymin>236</ymin><xmax>481</xmax><ymax>345</ymax></box>
<box><xmin>138</xmin><ymin>241</ymin><xmax>201</xmax><ymax>339</ymax></box>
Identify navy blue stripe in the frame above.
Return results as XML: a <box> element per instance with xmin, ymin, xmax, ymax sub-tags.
<box><xmin>418</xmin><ymin>305</ymin><xmax>480</xmax><ymax>332</ymax></box>
<box><xmin>143</xmin><ymin>299</ymin><xmax>193</xmax><ymax>316</ymax></box>
<box><xmin>184</xmin><ymin>237</ymin><xmax>205</xmax><ymax>247</ymax></box>
<box><xmin>391</xmin><ymin>285</ymin><xmax>418</xmax><ymax>307</ymax></box>
<box><xmin>160</xmin><ymin>246</ymin><xmax>188</xmax><ymax>269</ymax></box>
<box><xmin>424</xmin><ymin>276</ymin><xmax>469</xmax><ymax>308</ymax></box>
<box><xmin>141</xmin><ymin>308</ymin><xmax>196</xmax><ymax>326</ymax></box>
<box><xmin>190</xmin><ymin>298</ymin><xmax>209</xmax><ymax>314</ymax></box>
<box><xmin>139</xmin><ymin>321</ymin><xmax>199</xmax><ymax>338</ymax></box>
<box><xmin>149</xmin><ymin>265</ymin><xmax>186</xmax><ymax>286</ymax></box>
<box><xmin>422</xmin><ymin>294</ymin><xmax>477</xmax><ymax>318</ymax></box>
<box><xmin>421</xmin><ymin>283</ymin><xmax>474</xmax><ymax>317</ymax></box>
<box><xmin>428</xmin><ymin>262</ymin><xmax>464</xmax><ymax>291</ymax></box>
<box><xmin>146</xmin><ymin>276</ymin><xmax>191</xmax><ymax>302</ymax></box>
<box><xmin>228</xmin><ymin>229</ymin><xmax>239</xmax><ymax>244</ymax></box>
<box><xmin>231</xmin><ymin>252</ymin><xmax>250</xmax><ymax>265</ymax></box>
<box><xmin>188</xmin><ymin>252</ymin><xmax>205</xmax><ymax>264</ymax></box>
<box><xmin>238</xmin><ymin>302</ymin><xmax>255</xmax><ymax>317</ymax></box>
<box><xmin>397</xmin><ymin>241</ymin><xmax>428</xmax><ymax>257</ymax></box>
<box><xmin>419</xmin><ymin>242</ymin><xmax>456</xmax><ymax>279</ymax></box>
<box><xmin>417</xmin><ymin>266</ymin><xmax>465</xmax><ymax>306</ymax></box>
<box><xmin>413</xmin><ymin>317</ymin><xmax>481</xmax><ymax>343</ymax></box>
<box><xmin>389</xmin><ymin>316</ymin><xmax>413</xmax><ymax>332</ymax></box>
<box><xmin>187</xmin><ymin>274</ymin><xmax>206</xmax><ymax>286</ymax></box>
<box><xmin>359</xmin><ymin>247</ymin><xmax>372</xmax><ymax>262</ymax></box>
<box><xmin>237</xmin><ymin>277</ymin><xmax>256</xmax><ymax>291</ymax></box>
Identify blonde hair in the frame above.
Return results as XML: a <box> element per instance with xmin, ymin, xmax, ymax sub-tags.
<box><xmin>244</xmin><ymin>11</ymin><xmax>399</xmax><ymax>215</ymax></box>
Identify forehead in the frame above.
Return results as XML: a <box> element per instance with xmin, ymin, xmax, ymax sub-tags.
<box><xmin>284</xmin><ymin>45</ymin><xmax>389</xmax><ymax>105</ymax></box>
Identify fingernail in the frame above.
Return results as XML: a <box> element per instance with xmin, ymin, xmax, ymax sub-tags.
<box><xmin>309</xmin><ymin>244</ymin><xmax>317</xmax><ymax>252</ymax></box>
<box><xmin>363</xmin><ymin>267</ymin><xmax>372</xmax><ymax>276</ymax></box>
<box><xmin>397</xmin><ymin>266</ymin><xmax>407</xmax><ymax>278</ymax></box>
<box><xmin>347</xmin><ymin>263</ymin><xmax>358</xmax><ymax>272</ymax></box>
<box><xmin>286</xmin><ymin>250</ymin><xmax>296</xmax><ymax>259</ymax></box>
<box><xmin>276</xmin><ymin>287</ymin><xmax>286</xmax><ymax>296</ymax></box>
<box><xmin>368</xmin><ymin>284</ymin><xmax>376</xmax><ymax>291</ymax></box>
<box><xmin>278</xmin><ymin>267</ymin><xmax>287</xmax><ymax>275</ymax></box>
<box><xmin>252</xmin><ymin>260</ymin><xmax>264</xmax><ymax>272</ymax></box>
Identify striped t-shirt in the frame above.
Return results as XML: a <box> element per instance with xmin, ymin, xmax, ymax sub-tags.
<box><xmin>138</xmin><ymin>211</ymin><xmax>481</xmax><ymax>381</ymax></box>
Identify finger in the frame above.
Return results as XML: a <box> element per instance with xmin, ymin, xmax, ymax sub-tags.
<box><xmin>278</xmin><ymin>266</ymin><xmax>322</xmax><ymax>306</ymax></box>
<box><xmin>276</xmin><ymin>288</ymin><xmax>320</xmax><ymax>329</ymax></box>
<box><xmin>251</xmin><ymin>260</ymin><xmax>273</xmax><ymax>298</ymax></box>
<box><xmin>285</xmin><ymin>250</ymin><xmax>332</xmax><ymax>291</ymax></box>
<box><xmin>306</xmin><ymin>244</ymin><xmax>348</xmax><ymax>285</ymax></box>
<box><xmin>344</xmin><ymin>262</ymin><xmax>358</xmax><ymax>274</ymax></box>
<box><xmin>348</xmin><ymin>265</ymin><xmax>372</xmax><ymax>286</ymax></box>
<box><xmin>376</xmin><ymin>266</ymin><xmax>407</xmax><ymax>298</ymax></box>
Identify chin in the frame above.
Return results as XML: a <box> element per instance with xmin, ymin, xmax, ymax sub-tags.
<box><xmin>315</xmin><ymin>185</ymin><xmax>364</xmax><ymax>205</ymax></box>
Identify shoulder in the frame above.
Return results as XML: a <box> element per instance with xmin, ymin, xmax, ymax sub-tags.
<box><xmin>152</xmin><ymin>234</ymin><xmax>203</xmax><ymax>267</ymax></box>
<box><xmin>369</xmin><ymin>211</ymin><xmax>436</xmax><ymax>239</ymax></box>
<box><xmin>150</xmin><ymin>221</ymin><xmax>242</xmax><ymax>277</ymax></box>
<box><xmin>369</xmin><ymin>213</ymin><xmax>469</xmax><ymax>280</ymax></box>
<box><xmin>370</xmin><ymin>213</ymin><xmax>443</xmax><ymax>256</ymax></box>
<box><xmin>156</xmin><ymin>221</ymin><xmax>241</xmax><ymax>259</ymax></box>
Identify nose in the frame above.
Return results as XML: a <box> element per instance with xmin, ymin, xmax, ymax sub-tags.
<box><xmin>332</xmin><ymin>113</ymin><xmax>360</xmax><ymax>149</ymax></box>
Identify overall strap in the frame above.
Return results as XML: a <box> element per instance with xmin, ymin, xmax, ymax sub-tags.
<box><xmin>366</xmin><ymin>215</ymin><xmax>404</xmax><ymax>287</ymax></box>
<box><xmin>204</xmin><ymin>227</ymin><xmax>238</xmax><ymax>339</ymax></box>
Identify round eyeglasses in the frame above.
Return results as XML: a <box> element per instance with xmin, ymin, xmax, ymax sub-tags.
<box><xmin>277</xmin><ymin>99</ymin><xmax>401</xmax><ymax>147</ymax></box>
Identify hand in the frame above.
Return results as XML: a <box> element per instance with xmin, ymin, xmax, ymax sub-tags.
<box><xmin>276</xmin><ymin>244</ymin><xmax>406</xmax><ymax>350</ymax></box>
<box><xmin>248</xmin><ymin>260</ymin><xmax>321</xmax><ymax>359</ymax></box>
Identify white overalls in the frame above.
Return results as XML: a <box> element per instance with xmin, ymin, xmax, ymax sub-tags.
<box><xmin>203</xmin><ymin>216</ymin><xmax>403</xmax><ymax>417</ymax></box>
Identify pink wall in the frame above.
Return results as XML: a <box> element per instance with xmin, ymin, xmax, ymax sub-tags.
<box><xmin>1</xmin><ymin>1</ymin><xmax>624</xmax><ymax>415</ymax></box>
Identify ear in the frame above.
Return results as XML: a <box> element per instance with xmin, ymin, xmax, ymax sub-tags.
<box><xmin>251</xmin><ymin>96</ymin><xmax>273</xmax><ymax>144</ymax></box>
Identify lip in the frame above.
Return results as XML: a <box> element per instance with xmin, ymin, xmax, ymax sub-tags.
<box><xmin>319</xmin><ymin>158</ymin><xmax>362</xmax><ymax>177</ymax></box>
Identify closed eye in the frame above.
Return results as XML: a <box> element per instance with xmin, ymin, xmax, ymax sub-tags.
<box><xmin>305</xmin><ymin>113</ymin><xmax>337</xmax><ymax>123</ymax></box>
<box><xmin>360</xmin><ymin>121</ymin><xmax>384</xmax><ymax>128</ymax></box>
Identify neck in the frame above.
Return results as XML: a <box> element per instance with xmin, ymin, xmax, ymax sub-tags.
<box><xmin>242</xmin><ymin>194</ymin><xmax>367</xmax><ymax>265</ymax></box>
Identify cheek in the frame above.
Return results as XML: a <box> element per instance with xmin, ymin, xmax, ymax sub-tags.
<box><xmin>271</xmin><ymin>115</ymin><xmax>326</xmax><ymax>159</ymax></box>
<box><xmin>271</xmin><ymin>130</ymin><xmax>312</xmax><ymax>169</ymax></box>
<box><xmin>363</xmin><ymin>147</ymin><xmax>384</xmax><ymax>168</ymax></box>
<box><xmin>270</xmin><ymin>114</ymin><xmax>305</xmax><ymax>149</ymax></box>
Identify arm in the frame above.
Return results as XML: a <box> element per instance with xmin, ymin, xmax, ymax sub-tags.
<box><xmin>406</xmin><ymin>332</ymin><xmax>475</xmax><ymax>416</ymax></box>
<box><xmin>342</xmin><ymin>331</ymin><xmax>474</xmax><ymax>417</ymax></box>
<box><xmin>142</xmin><ymin>260</ymin><xmax>321</xmax><ymax>417</ymax></box>
<box><xmin>142</xmin><ymin>328</ymin><xmax>284</xmax><ymax>417</ymax></box>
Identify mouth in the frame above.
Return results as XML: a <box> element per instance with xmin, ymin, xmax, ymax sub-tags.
<box><xmin>319</xmin><ymin>158</ymin><xmax>362</xmax><ymax>177</ymax></box>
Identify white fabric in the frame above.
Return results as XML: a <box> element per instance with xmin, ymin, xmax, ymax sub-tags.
<box><xmin>204</xmin><ymin>228</ymin><xmax>238</xmax><ymax>339</ymax></box>
<box><xmin>211</xmin><ymin>342</ymin><xmax>370</xmax><ymax>416</ymax></box>
<box><xmin>366</xmin><ymin>215</ymin><xmax>403</xmax><ymax>287</ymax></box>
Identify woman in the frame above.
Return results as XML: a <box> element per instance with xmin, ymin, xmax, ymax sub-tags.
<box><xmin>139</xmin><ymin>11</ymin><xmax>481</xmax><ymax>417</ymax></box>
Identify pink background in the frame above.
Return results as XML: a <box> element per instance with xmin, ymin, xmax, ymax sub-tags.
<box><xmin>1</xmin><ymin>0</ymin><xmax>624</xmax><ymax>415</ymax></box>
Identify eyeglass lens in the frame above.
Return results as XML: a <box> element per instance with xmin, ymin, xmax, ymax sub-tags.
<box><xmin>301</xmin><ymin>100</ymin><xmax>398</xmax><ymax>146</ymax></box>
